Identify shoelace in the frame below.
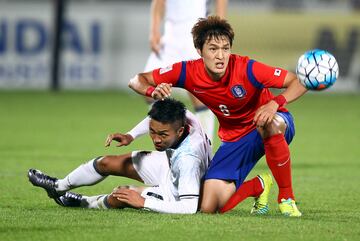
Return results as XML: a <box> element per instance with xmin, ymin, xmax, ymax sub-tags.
<box><xmin>65</xmin><ymin>192</ymin><xmax>82</xmax><ymax>201</ymax></box>
<box><xmin>253</xmin><ymin>197</ymin><xmax>267</xmax><ymax>209</ymax></box>
<box><xmin>37</xmin><ymin>172</ymin><xmax>57</xmax><ymax>187</ymax></box>
<box><xmin>254</xmin><ymin>202</ymin><xmax>267</xmax><ymax>209</ymax></box>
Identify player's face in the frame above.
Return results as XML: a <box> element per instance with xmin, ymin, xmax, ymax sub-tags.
<box><xmin>198</xmin><ymin>36</ymin><xmax>231</xmax><ymax>81</ymax></box>
<box><xmin>149</xmin><ymin>119</ymin><xmax>184</xmax><ymax>151</ymax></box>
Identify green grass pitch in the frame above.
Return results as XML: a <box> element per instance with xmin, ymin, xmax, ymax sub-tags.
<box><xmin>1</xmin><ymin>91</ymin><xmax>360</xmax><ymax>241</ymax></box>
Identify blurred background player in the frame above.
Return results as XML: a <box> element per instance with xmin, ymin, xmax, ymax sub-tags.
<box><xmin>143</xmin><ymin>0</ymin><xmax>228</xmax><ymax>142</ymax></box>
<box><xmin>28</xmin><ymin>99</ymin><xmax>212</xmax><ymax>214</ymax></box>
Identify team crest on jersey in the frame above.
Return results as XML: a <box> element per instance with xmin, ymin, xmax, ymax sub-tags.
<box><xmin>231</xmin><ymin>85</ymin><xmax>246</xmax><ymax>99</ymax></box>
<box><xmin>159</xmin><ymin>65</ymin><xmax>173</xmax><ymax>74</ymax></box>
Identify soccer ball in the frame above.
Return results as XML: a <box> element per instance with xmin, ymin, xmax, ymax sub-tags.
<box><xmin>296</xmin><ymin>49</ymin><xmax>339</xmax><ymax>90</ymax></box>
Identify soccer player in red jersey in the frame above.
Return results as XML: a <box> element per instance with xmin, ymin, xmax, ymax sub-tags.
<box><xmin>129</xmin><ymin>16</ymin><xmax>307</xmax><ymax>216</ymax></box>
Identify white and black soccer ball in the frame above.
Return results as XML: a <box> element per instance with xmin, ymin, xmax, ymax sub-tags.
<box><xmin>296</xmin><ymin>49</ymin><xmax>339</xmax><ymax>90</ymax></box>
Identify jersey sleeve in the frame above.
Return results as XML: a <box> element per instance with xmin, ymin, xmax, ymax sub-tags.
<box><xmin>143</xmin><ymin>154</ymin><xmax>202</xmax><ymax>214</ymax></box>
<box><xmin>143</xmin><ymin>196</ymin><xmax>198</xmax><ymax>214</ymax></box>
<box><xmin>177</xmin><ymin>155</ymin><xmax>202</xmax><ymax>198</ymax></box>
<box><xmin>127</xmin><ymin>116</ymin><xmax>150</xmax><ymax>139</ymax></box>
<box><xmin>152</xmin><ymin>61</ymin><xmax>185</xmax><ymax>87</ymax></box>
<box><xmin>247</xmin><ymin>59</ymin><xmax>288</xmax><ymax>89</ymax></box>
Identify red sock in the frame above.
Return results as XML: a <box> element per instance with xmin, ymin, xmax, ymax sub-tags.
<box><xmin>263</xmin><ymin>134</ymin><xmax>294</xmax><ymax>203</ymax></box>
<box><xmin>220</xmin><ymin>177</ymin><xmax>263</xmax><ymax>213</ymax></box>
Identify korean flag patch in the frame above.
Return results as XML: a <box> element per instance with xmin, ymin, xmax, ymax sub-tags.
<box><xmin>231</xmin><ymin>85</ymin><xmax>246</xmax><ymax>99</ymax></box>
<box><xmin>274</xmin><ymin>68</ymin><xmax>282</xmax><ymax>76</ymax></box>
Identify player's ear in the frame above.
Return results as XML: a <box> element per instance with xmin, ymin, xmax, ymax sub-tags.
<box><xmin>177</xmin><ymin>126</ymin><xmax>184</xmax><ymax>137</ymax></box>
<box><xmin>196</xmin><ymin>48</ymin><xmax>202</xmax><ymax>57</ymax></box>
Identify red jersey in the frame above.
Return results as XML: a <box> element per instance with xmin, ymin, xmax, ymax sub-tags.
<box><xmin>153</xmin><ymin>54</ymin><xmax>288</xmax><ymax>142</ymax></box>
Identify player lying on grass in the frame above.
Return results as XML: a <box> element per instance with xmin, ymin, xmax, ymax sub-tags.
<box><xmin>28</xmin><ymin>98</ymin><xmax>211</xmax><ymax>214</ymax></box>
<box><xmin>28</xmin><ymin>98</ymin><xmax>272</xmax><ymax>214</ymax></box>
<box><xmin>129</xmin><ymin>16</ymin><xmax>307</xmax><ymax>216</ymax></box>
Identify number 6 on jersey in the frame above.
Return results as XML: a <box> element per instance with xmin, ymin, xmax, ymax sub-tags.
<box><xmin>219</xmin><ymin>104</ymin><xmax>230</xmax><ymax>116</ymax></box>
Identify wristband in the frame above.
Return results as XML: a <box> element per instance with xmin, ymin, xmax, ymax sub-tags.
<box><xmin>273</xmin><ymin>95</ymin><xmax>287</xmax><ymax>108</ymax></box>
<box><xmin>145</xmin><ymin>86</ymin><xmax>155</xmax><ymax>97</ymax></box>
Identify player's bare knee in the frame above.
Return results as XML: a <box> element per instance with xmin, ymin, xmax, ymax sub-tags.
<box><xmin>258</xmin><ymin>114</ymin><xmax>287</xmax><ymax>138</ymax></box>
<box><xmin>200</xmin><ymin>197</ymin><xmax>217</xmax><ymax>213</ymax></box>
<box><xmin>107</xmin><ymin>193</ymin><xmax>125</xmax><ymax>209</ymax></box>
<box><xmin>270</xmin><ymin>114</ymin><xmax>287</xmax><ymax>134</ymax></box>
<box><xmin>106</xmin><ymin>194</ymin><xmax>117</xmax><ymax>208</ymax></box>
<box><xmin>218</xmin><ymin>182</ymin><xmax>236</xmax><ymax>209</ymax></box>
<box><xmin>200</xmin><ymin>179</ymin><xmax>230</xmax><ymax>214</ymax></box>
<box><xmin>200</xmin><ymin>198</ymin><xmax>218</xmax><ymax>214</ymax></box>
<box><xmin>95</xmin><ymin>156</ymin><xmax>112</xmax><ymax>174</ymax></box>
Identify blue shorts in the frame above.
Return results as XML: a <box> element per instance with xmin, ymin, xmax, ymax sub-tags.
<box><xmin>204</xmin><ymin>111</ymin><xmax>295</xmax><ymax>189</ymax></box>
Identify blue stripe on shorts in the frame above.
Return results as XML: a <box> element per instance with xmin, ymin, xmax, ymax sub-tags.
<box><xmin>204</xmin><ymin>111</ymin><xmax>295</xmax><ymax>189</ymax></box>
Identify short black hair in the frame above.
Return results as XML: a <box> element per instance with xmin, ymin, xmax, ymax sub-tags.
<box><xmin>148</xmin><ymin>98</ymin><xmax>186</xmax><ymax>127</ymax></box>
<box><xmin>192</xmin><ymin>15</ymin><xmax>234</xmax><ymax>50</ymax></box>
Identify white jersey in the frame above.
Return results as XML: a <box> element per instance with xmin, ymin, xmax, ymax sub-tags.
<box><xmin>144</xmin><ymin>0</ymin><xmax>210</xmax><ymax>71</ymax></box>
<box><xmin>128</xmin><ymin>111</ymin><xmax>212</xmax><ymax>214</ymax></box>
<box><xmin>165</xmin><ymin>110</ymin><xmax>211</xmax><ymax>199</ymax></box>
<box><xmin>164</xmin><ymin>0</ymin><xmax>208</xmax><ymax>23</ymax></box>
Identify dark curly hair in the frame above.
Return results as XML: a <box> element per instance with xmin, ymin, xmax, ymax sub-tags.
<box><xmin>191</xmin><ymin>15</ymin><xmax>234</xmax><ymax>50</ymax></box>
<box><xmin>148</xmin><ymin>98</ymin><xmax>186</xmax><ymax>127</ymax></box>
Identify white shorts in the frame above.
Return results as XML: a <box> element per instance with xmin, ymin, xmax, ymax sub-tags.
<box><xmin>131</xmin><ymin>151</ymin><xmax>175</xmax><ymax>202</ymax></box>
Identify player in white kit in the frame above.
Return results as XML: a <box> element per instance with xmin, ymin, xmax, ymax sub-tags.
<box><xmin>143</xmin><ymin>0</ymin><xmax>228</xmax><ymax>142</ymax></box>
<box><xmin>28</xmin><ymin>99</ymin><xmax>212</xmax><ymax>214</ymax></box>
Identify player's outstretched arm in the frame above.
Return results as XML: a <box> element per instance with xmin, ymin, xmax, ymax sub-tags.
<box><xmin>254</xmin><ymin>72</ymin><xmax>307</xmax><ymax>127</ymax></box>
<box><xmin>128</xmin><ymin>72</ymin><xmax>172</xmax><ymax>100</ymax></box>
<box><xmin>280</xmin><ymin>71</ymin><xmax>308</xmax><ymax>104</ymax></box>
<box><xmin>128</xmin><ymin>72</ymin><xmax>155</xmax><ymax>95</ymax></box>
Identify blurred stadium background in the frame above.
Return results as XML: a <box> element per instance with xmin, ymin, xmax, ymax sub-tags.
<box><xmin>0</xmin><ymin>0</ymin><xmax>359</xmax><ymax>92</ymax></box>
<box><xmin>1</xmin><ymin>1</ymin><xmax>360</xmax><ymax>241</ymax></box>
